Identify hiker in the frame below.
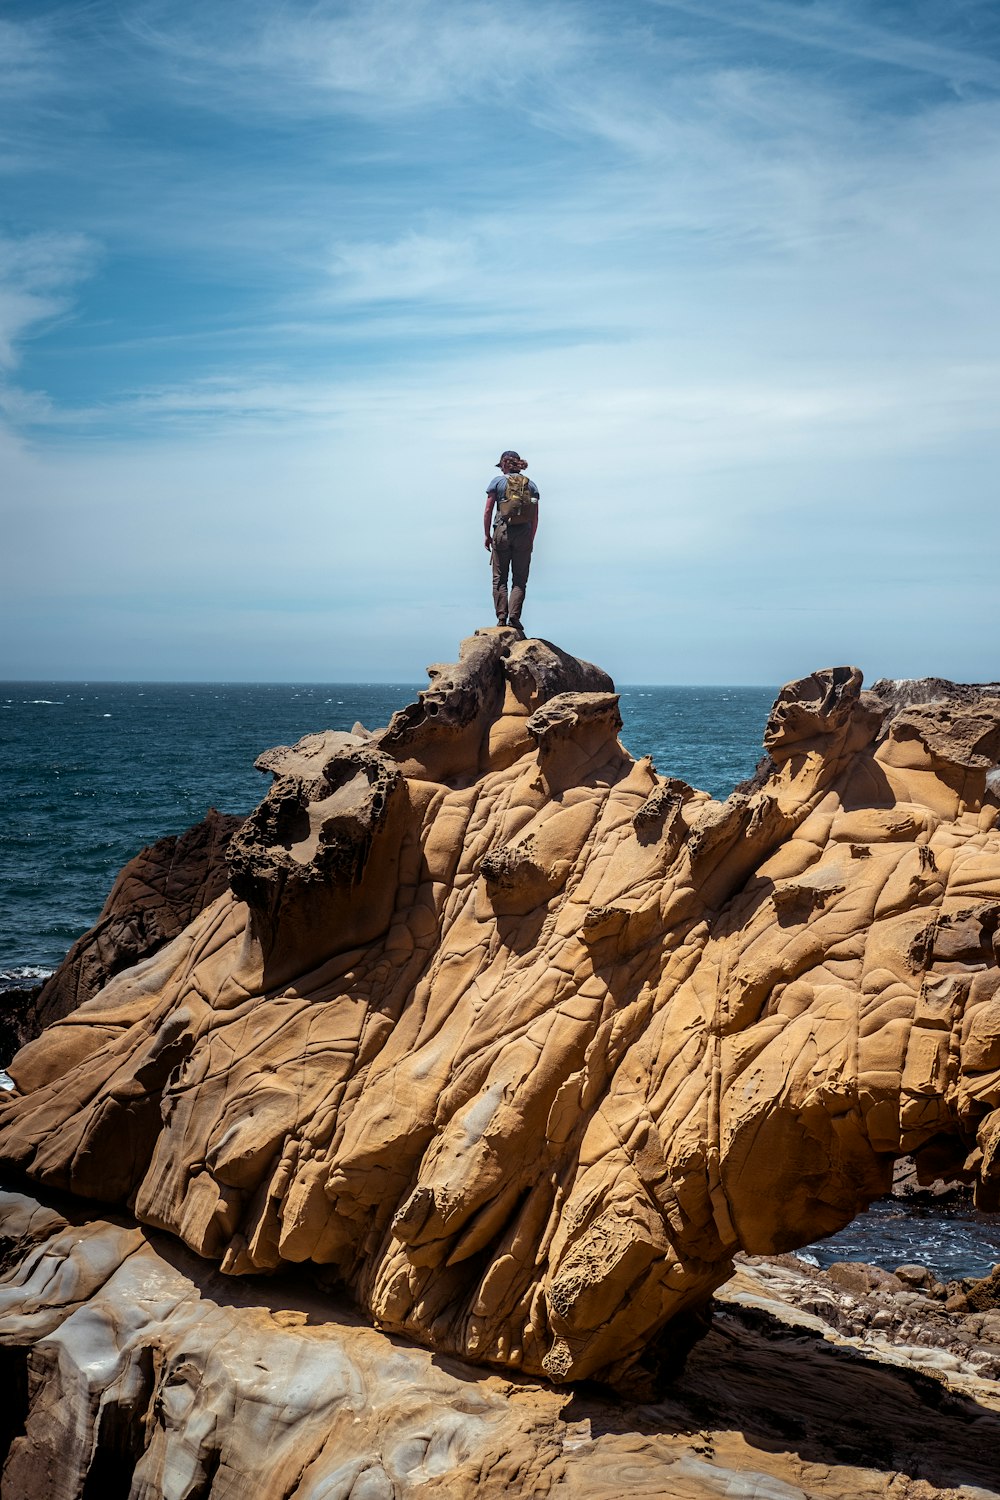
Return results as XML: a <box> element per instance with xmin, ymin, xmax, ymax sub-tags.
<box><xmin>484</xmin><ymin>449</ymin><xmax>539</xmax><ymax>633</ymax></box>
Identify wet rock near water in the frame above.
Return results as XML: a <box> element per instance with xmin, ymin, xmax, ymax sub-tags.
<box><xmin>740</xmin><ymin>1252</ymin><xmax>1000</xmax><ymax>1382</ymax></box>
<box><xmin>966</xmin><ymin>1263</ymin><xmax>1000</xmax><ymax>1312</ymax></box>
<box><xmin>0</xmin><ymin>987</ymin><xmax>41</xmax><ymax>1073</ymax></box>
<box><xmin>892</xmin><ymin>1155</ymin><xmax>974</xmax><ymax>1206</ymax></box>
<box><xmin>869</xmin><ymin>676</ymin><xmax>1000</xmax><ymax>730</ymax></box>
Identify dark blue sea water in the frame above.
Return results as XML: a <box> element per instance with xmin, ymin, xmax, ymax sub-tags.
<box><xmin>0</xmin><ymin>681</ymin><xmax>775</xmax><ymax>978</ymax></box>
<box><xmin>807</xmin><ymin>1197</ymin><xmax>1000</xmax><ymax>1283</ymax></box>
<box><xmin>3</xmin><ymin>677</ymin><xmax>998</xmax><ymax>1279</ymax></box>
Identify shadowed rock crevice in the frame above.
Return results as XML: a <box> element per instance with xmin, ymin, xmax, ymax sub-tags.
<box><xmin>0</xmin><ymin>1345</ymin><xmax>29</xmax><ymax>1475</ymax></box>
<box><xmin>3</xmin><ymin>635</ymin><xmax>1000</xmax><ymax>1396</ymax></box>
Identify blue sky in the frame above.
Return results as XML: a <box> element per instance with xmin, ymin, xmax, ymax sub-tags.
<box><xmin>2</xmin><ymin>0</ymin><xmax>999</xmax><ymax>684</ymax></box>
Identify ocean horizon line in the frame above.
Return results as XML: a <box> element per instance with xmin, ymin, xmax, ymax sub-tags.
<box><xmin>0</xmin><ymin>678</ymin><xmax>782</xmax><ymax>691</ymax></box>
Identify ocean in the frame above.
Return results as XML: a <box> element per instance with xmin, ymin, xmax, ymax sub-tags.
<box><xmin>0</xmin><ymin>680</ymin><xmax>774</xmax><ymax>976</ymax></box>
<box><xmin>2</xmin><ymin>677</ymin><xmax>998</xmax><ymax>1280</ymax></box>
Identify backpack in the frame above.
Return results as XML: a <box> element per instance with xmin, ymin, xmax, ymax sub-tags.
<box><xmin>498</xmin><ymin>472</ymin><xmax>536</xmax><ymax>525</ymax></box>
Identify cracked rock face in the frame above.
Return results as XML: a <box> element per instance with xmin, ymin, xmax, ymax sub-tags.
<box><xmin>2</xmin><ymin>633</ymin><xmax>1000</xmax><ymax>1395</ymax></box>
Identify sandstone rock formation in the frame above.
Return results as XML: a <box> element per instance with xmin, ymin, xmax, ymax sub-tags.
<box><xmin>3</xmin><ymin>629</ymin><xmax>1000</xmax><ymax>1400</ymax></box>
<box><xmin>1</xmin><ymin>808</ymin><xmax>242</xmax><ymax>1072</ymax></box>
<box><xmin>31</xmin><ymin>807</ymin><xmax>244</xmax><ymax>1034</ymax></box>
<box><xmin>3</xmin><ymin>1187</ymin><xmax>1000</xmax><ymax>1500</ymax></box>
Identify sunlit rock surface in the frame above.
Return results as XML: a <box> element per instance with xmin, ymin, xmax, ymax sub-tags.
<box><xmin>32</xmin><ymin>807</ymin><xmax>244</xmax><ymax>1031</ymax></box>
<box><xmin>3</xmin><ymin>629</ymin><xmax>1000</xmax><ymax>1400</ymax></box>
<box><xmin>4</xmin><ymin>1187</ymin><xmax>1000</xmax><ymax>1499</ymax></box>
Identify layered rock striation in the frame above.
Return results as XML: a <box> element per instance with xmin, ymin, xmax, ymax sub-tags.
<box><xmin>3</xmin><ymin>629</ymin><xmax>1000</xmax><ymax>1395</ymax></box>
<box><xmin>4</xmin><ymin>1185</ymin><xmax>1000</xmax><ymax>1500</ymax></box>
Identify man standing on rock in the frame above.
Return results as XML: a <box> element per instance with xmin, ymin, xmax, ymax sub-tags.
<box><xmin>484</xmin><ymin>449</ymin><xmax>539</xmax><ymax>634</ymax></box>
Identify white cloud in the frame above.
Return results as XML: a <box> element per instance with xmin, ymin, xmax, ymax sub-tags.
<box><xmin>2</xmin><ymin>1</ymin><xmax>1000</xmax><ymax>682</ymax></box>
<box><xmin>330</xmin><ymin>232</ymin><xmax>479</xmax><ymax>303</ymax></box>
<box><xmin>126</xmin><ymin>0</ymin><xmax>587</xmax><ymax>115</ymax></box>
<box><xmin>649</xmin><ymin>0</ymin><xmax>1000</xmax><ymax>90</ymax></box>
<box><xmin>0</xmin><ymin>231</ymin><xmax>97</xmax><ymax>368</ymax></box>
<box><xmin>3</xmin><ymin>371</ymin><xmax>998</xmax><ymax>684</ymax></box>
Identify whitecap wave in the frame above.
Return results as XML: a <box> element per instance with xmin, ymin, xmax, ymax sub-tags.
<box><xmin>0</xmin><ymin>965</ymin><xmax>54</xmax><ymax>984</ymax></box>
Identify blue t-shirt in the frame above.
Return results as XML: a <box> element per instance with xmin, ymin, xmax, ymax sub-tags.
<box><xmin>486</xmin><ymin>473</ymin><xmax>540</xmax><ymax>525</ymax></box>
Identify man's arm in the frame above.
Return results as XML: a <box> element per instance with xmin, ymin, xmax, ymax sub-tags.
<box><xmin>530</xmin><ymin>484</ymin><xmax>539</xmax><ymax>543</ymax></box>
<box><xmin>484</xmin><ymin>493</ymin><xmax>495</xmax><ymax>550</ymax></box>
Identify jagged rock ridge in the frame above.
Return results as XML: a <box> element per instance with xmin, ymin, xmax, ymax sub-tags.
<box><xmin>2</xmin><ymin>629</ymin><xmax>1000</xmax><ymax>1392</ymax></box>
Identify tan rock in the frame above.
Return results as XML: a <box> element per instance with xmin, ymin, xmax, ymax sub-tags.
<box><xmin>3</xmin><ymin>1190</ymin><xmax>1000</xmax><ymax>1500</ymax></box>
<box><xmin>32</xmin><ymin>807</ymin><xmax>244</xmax><ymax>1031</ymax></box>
<box><xmin>3</xmin><ymin>637</ymin><xmax>1000</xmax><ymax>1396</ymax></box>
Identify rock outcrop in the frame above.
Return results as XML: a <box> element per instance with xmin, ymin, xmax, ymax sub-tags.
<box><xmin>3</xmin><ymin>1186</ymin><xmax>1000</xmax><ymax>1499</ymax></box>
<box><xmin>31</xmin><ymin>807</ymin><xmax>244</xmax><ymax>1032</ymax></box>
<box><xmin>2</xmin><ymin>811</ymin><xmax>242</xmax><ymax>1069</ymax></box>
<box><xmin>3</xmin><ymin>629</ymin><xmax>1000</xmax><ymax>1401</ymax></box>
<box><xmin>0</xmin><ymin>985</ymin><xmax>41</xmax><ymax>1071</ymax></box>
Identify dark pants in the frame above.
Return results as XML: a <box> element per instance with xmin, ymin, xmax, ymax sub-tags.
<box><xmin>491</xmin><ymin>521</ymin><xmax>533</xmax><ymax>626</ymax></box>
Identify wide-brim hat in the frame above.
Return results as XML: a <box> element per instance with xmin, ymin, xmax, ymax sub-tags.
<box><xmin>496</xmin><ymin>450</ymin><xmax>528</xmax><ymax>470</ymax></box>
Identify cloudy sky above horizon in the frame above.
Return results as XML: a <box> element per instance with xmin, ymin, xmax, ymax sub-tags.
<box><xmin>2</xmin><ymin>0</ymin><xmax>999</xmax><ymax>685</ymax></box>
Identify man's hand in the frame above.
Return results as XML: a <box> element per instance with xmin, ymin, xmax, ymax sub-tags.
<box><xmin>484</xmin><ymin>537</ymin><xmax>492</xmax><ymax>552</ymax></box>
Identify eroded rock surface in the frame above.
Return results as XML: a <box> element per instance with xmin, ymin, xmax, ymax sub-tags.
<box><xmin>32</xmin><ymin>807</ymin><xmax>244</xmax><ymax>1032</ymax></box>
<box><xmin>2</xmin><ymin>1187</ymin><xmax>999</xmax><ymax>1500</ymax></box>
<box><xmin>3</xmin><ymin>632</ymin><xmax>1000</xmax><ymax>1397</ymax></box>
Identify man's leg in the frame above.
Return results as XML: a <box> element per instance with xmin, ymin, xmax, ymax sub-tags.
<box><xmin>491</xmin><ymin>524</ymin><xmax>511</xmax><ymax>624</ymax></box>
<box><xmin>508</xmin><ymin>527</ymin><xmax>533</xmax><ymax>630</ymax></box>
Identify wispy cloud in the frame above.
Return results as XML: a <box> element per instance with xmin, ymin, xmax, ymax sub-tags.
<box><xmin>0</xmin><ymin>16</ymin><xmax>62</xmax><ymax>97</ymax></box>
<box><xmin>125</xmin><ymin>0</ymin><xmax>588</xmax><ymax>115</ymax></box>
<box><xmin>1</xmin><ymin>0</ymin><xmax>999</xmax><ymax>680</ymax></box>
<box><xmin>650</xmin><ymin>0</ymin><xmax>1000</xmax><ymax>89</ymax></box>
<box><xmin>329</xmin><ymin>232</ymin><xmax>480</xmax><ymax>303</ymax></box>
<box><xmin>0</xmin><ymin>231</ymin><xmax>98</xmax><ymax>368</ymax></box>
